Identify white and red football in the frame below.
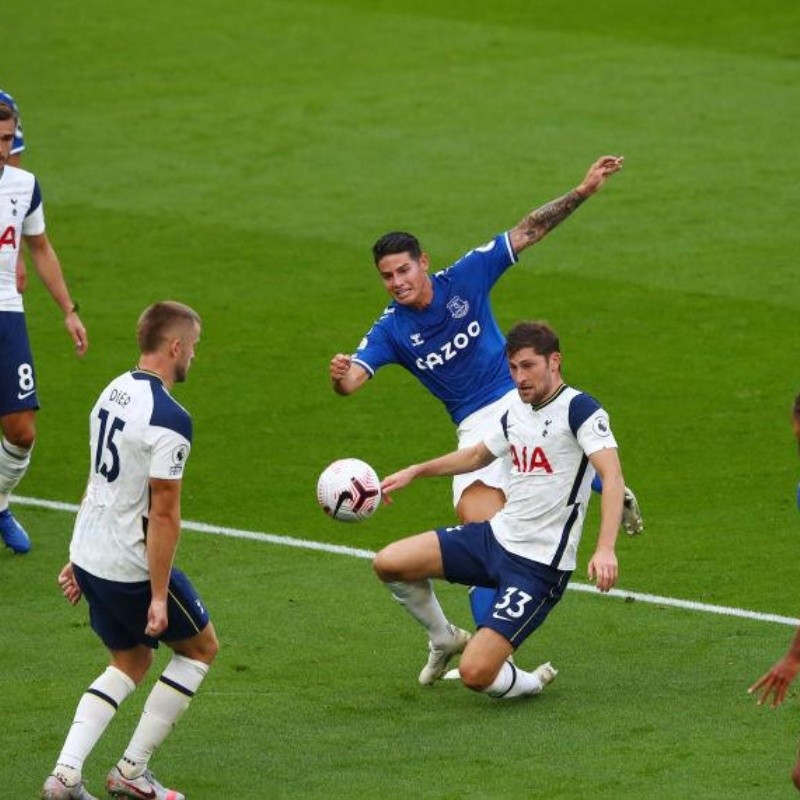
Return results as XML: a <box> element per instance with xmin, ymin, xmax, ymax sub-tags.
<box><xmin>316</xmin><ymin>458</ymin><xmax>382</xmax><ymax>523</ymax></box>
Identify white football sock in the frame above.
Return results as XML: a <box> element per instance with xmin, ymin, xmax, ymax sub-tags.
<box><xmin>385</xmin><ymin>580</ymin><xmax>452</xmax><ymax>644</ymax></box>
<box><xmin>55</xmin><ymin>665</ymin><xmax>136</xmax><ymax>773</ymax></box>
<box><xmin>483</xmin><ymin>661</ymin><xmax>544</xmax><ymax>699</ymax></box>
<box><xmin>119</xmin><ymin>654</ymin><xmax>209</xmax><ymax>777</ymax></box>
<box><xmin>0</xmin><ymin>437</ymin><xmax>31</xmax><ymax>508</ymax></box>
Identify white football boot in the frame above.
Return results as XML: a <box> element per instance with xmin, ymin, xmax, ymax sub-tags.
<box><xmin>532</xmin><ymin>661</ymin><xmax>558</xmax><ymax>692</ymax></box>
<box><xmin>419</xmin><ymin>625</ymin><xmax>472</xmax><ymax>685</ymax></box>
<box><xmin>42</xmin><ymin>773</ymin><xmax>98</xmax><ymax>800</ymax></box>
<box><xmin>106</xmin><ymin>766</ymin><xmax>185</xmax><ymax>800</ymax></box>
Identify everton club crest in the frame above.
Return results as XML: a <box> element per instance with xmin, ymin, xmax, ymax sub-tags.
<box><xmin>446</xmin><ymin>295</ymin><xmax>469</xmax><ymax>319</ymax></box>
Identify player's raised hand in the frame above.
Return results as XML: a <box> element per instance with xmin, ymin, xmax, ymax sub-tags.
<box><xmin>330</xmin><ymin>353</ymin><xmax>352</xmax><ymax>382</ymax></box>
<box><xmin>577</xmin><ymin>155</ymin><xmax>624</xmax><ymax>197</ymax></box>
<box><xmin>749</xmin><ymin>656</ymin><xmax>800</xmax><ymax>708</ymax></box>
<box><xmin>587</xmin><ymin>546</ymin><xmax>618</xmax><ymax>592</ymax></box>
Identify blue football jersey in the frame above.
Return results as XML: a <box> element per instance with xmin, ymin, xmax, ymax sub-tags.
<box><xmin>0</xmin><ymin>90</ymin><xmax>24</xmax><ymax>155</ymax></box>
<box><xmin>352</xmin><ymin>233</ymin><xmax>518</xmax><ymax>425</ymax></box>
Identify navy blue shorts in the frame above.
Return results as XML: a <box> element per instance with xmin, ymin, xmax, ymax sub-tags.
<box><xmin>73</xmin><ymin>564</ymin><xmax>211</xmax><ymax>651</ymax></box>
<box><xmin>436</xmin><ymin>521</ymin><xmax>571</xmax><ymax>649</ymax></box>
<box><xmin>0</xmin><ymin>312</ymin><xmax>39</xmax><ymax>416</ymax></box>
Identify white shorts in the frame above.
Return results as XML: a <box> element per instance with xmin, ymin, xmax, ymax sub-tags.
<box><xmin>452</xmin><ymin>389</ymin><xmax>516</xmax><ymax>508</ymax></box>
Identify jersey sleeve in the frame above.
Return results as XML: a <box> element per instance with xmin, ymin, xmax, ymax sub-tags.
<box><xmin>445</xmin><ymin>232</ymin><xmax>517</xmax><ymax>294</ymax></box>
<box><xmin>483</xmin><ymin>411</ymin><xmax>510</xmax><ymax>458</ymax></box>
<box><xmin>22</xmin><ymin>178</ymin><xmax>45</xmax><ymax>236</ymax></box>
<box><xmin>350</xmin><ymin>310</ymin><xmax>398</xmax><ymax>376</ymax></box>
<box><xmin>569</xmin><ymin>393</ymin><xmax>618</xmax><ymax>456</ymax></box>
<box><xmin>147</xmin><ymin>382</ymin><xmax>193</xmax><ymax>479</ymax></box>
<box><xmin>149</xmin><ymin>428</ymin><xmax>191</xmax><ymax>480</ymax></box>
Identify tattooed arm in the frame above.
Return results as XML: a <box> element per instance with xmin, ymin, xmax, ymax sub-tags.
<box><xmin>508</xmin><ymin>155</ymin><xmax>624</xmax><ymax>255</ymax></box>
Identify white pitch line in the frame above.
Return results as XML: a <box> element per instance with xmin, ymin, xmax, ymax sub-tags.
<box><xmin>14</xmin><ymin>494</ymin><xmax>799</xmax><ymax>628</ymax></box>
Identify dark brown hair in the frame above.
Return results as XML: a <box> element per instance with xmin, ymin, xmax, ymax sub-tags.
<box><xmin>505</xmin><ymin>321</ymin><xmax>560</xmax><ymax>358</ymax></box>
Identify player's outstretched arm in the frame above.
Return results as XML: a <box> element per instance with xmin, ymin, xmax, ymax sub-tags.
<box><xmin>330</xmin><ymin>353</ymin><xmax>369</xmax><ymax>395</ymax></box>
<box><xmin>749</xmin><ymin>626</ymin><xmax>800</xmax><ymax>708</ymax></box>
<box><xmin>509</xmin><ymin>155</ymin><xmax>624</xmax><ymax>255</ymax></box>
<box><xmin>381</xmin><ymin>443</ymin><xmax>496</xmax><ymax>503</ymax></box>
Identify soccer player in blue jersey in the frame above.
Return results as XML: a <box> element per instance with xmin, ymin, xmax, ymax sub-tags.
<box><xmin>42</xmin><ymin>302</ymin><xmax>217</xmax><ymax>800</ymax></box>
<box><xmin>748</xmin><ymin>392</ymin><xmax>800</xmax><ymax>792</ymax></box>
<box><xmin>0</xmin><ymin>100</ymin><xmax>87</xmax><ymax>555</ymax></box>
<box><xmin>330</xmin><ymin>155</ymin><xmax>642</xmax><ymax>660</ymax></box>
<box><xmin>0</xmin><ymin>88</ymin><xmax>30</xmax><ymax>293</ymax></box>
<box><xmin>373</xmin><ymin>321</ymin><xmax>625</xmax><ymax>696</ymax></box>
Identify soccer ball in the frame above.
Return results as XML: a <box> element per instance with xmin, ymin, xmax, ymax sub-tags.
<box><xmin>316</xmin><ymin>458</ymin><xmax>382</xmax><ymax>523</ymax></box>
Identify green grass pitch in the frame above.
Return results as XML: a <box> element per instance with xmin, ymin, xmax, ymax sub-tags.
<box><xmin>3</xmin><ymin>1</ymin><xmax>800</xmax><ymax>797</ymax></box>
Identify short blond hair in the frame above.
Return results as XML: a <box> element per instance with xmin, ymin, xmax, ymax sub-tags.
<box><xmin>136</xmin><ymin>301</ymin><xmax>201</xmax><ymax>354</ymax></box>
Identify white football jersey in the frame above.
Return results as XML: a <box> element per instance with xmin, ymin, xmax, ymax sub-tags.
<box><xmin>484</xmin><ymin>384</ymin><xmax>618</xmax><ymax>571</ymax></box>
<box><xmin>70</xmin><ymin>370</ymin><xmax>192</xmax><ymax>582</ymax></box>
<box><xmin>0</xmin><ymin>165</ymin><xmax>45</xmax><ymax>311</ymax></box>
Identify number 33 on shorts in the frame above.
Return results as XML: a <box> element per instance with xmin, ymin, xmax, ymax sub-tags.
<box><xmin>492</xmin><ymin>587</ymin><xmax>533</xmax><ymax>620</ymax></box>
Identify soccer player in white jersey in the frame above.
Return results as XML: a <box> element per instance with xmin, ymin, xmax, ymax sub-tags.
<box><xmin>330</xmin><ymin>155</ymin><xmax>641</xmax><ymax>664</ymax></box>
<box><xmin>0</xmin><ymin>101</ymin><xmax>87</xmax><ymax>554</ymax></box>
<box><xmin>42</xmin><ymin>302</ymin><xmax>218</xmax><ymax>800</ymax></box>
<box><xmin>373</xmin><ymin>320</ymin><xmax>625</xmax><ymax>697</ymax></box>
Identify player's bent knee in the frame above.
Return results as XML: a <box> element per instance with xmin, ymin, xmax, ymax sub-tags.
<box><xmin>15</xmin><ymin>431</ymin><xmax>35</xmax><ymax>450</ymax></box>
<box><xmin>194</xmin><ymin>626</ymin><xmax>220</xmax><ymax>664</ymax></box>
<box><xmin>197</xmin><ymin>632</ymin><xmax>220</xmax><ymax>664</ymax></box>
<box><xmin>372</xmin><ymin>554</ymin><xmax>392</xmax><ymax>582</ymax></box>
<box><xmin>457</xmin><ymin>660</ymin><xmax>494</xmax><ymax>692</ymax></box>
<box><xmin>3</xmin><ymin>426</ymin><xmax>35</xmax><ymax>450</ymax></box>
<box><xmin>372</xmin><ymin>548</ymin><xmax>402</xmax><ymax>582</ymax></box>
<box><xmin>791</xmin><ymin>760</ymin><xmax>800</xmax><ymax>791</ymax></box>
<box><xmin>171</xmin><ymin>623</ymin><xmax>219</xmax><ymax>665</ymax></box>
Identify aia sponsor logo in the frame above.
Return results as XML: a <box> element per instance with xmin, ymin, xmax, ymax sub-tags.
<box><xmin>510</xmin><ymin>444</ymin><xmax>553</xmax><ymax>474</ymax></box>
